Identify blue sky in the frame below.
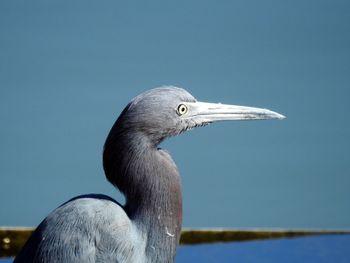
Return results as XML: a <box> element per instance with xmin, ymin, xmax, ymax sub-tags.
<box><xmin>1</xmin><ymin>0</ymin><xmax>349</xmax><ymax>229</ymax></box>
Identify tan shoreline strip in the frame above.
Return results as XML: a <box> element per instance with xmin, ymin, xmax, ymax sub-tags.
<box><xmin>180</xmin><ymin>228</ymin><xmax>350</xmax><ymax>245</ymax></box>
<box><xmin>1</xmin><ymin>227</ymin><xmax>350</xmax><ymax>258</ymax></box>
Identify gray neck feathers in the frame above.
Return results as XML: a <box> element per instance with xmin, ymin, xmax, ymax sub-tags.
<box><xmin>103</xmin><ymin>124</ymin><xmax>182</xmax><ymax>263</ymax></box>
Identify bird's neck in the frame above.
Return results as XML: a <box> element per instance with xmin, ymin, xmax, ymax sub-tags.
<box><xmin>103</xmin><ymin>131</ymin><xmax>182</xmax><ymax>263</ymax></box>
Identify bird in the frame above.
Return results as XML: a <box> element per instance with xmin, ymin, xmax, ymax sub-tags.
<box><xmin>14</xmin><ymin>86</ymin><xmax>285</xmax><ymax>263</ymax></box>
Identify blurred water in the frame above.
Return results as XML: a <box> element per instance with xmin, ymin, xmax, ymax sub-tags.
<box><xmin>1</xmin><ymin>0</ymin><xmax>350</xmax><ymax>229</ymax></box>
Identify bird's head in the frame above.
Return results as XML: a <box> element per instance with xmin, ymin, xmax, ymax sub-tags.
<box><xmin>103</xmin><ymin>86</ymin><xmax>285</xmax><ymax>188</ymax></box>
<box><xmin>113</xmin><ymin>86</ymin><xmax>285</xmax><ymax>146</ymax></box>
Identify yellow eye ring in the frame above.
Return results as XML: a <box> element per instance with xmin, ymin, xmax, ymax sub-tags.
<box><xmin>176</xmin><ymin>104</ymin><xmax>188</xmax><ymax>116</ymax></box>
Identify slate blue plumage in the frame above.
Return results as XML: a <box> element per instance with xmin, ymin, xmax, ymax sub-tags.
<box><xmin>14</xmin><ymin>87</ymin><xmax>284</xmax><ymax>263</ymax></box>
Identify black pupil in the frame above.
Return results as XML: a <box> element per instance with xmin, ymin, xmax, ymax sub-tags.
<box><xmin>178</xmin><ymin>105</ymin><xmax>186</xmax><ymax>115</ymax></box>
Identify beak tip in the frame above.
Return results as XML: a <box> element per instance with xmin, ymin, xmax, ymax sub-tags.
<box><xmin>279</xmin><ymin>114</ymin><xmax>286</xmax><ymax>120</ymax></box>
<box><xmin>265</xmin><ymin>109</ymin><xmax>286</xmax><ymax>120</ymax></box>
<box><xmin>276</xmin><ymin>113</ymin><xmax>286</xmax><ymax>120</ymax></box>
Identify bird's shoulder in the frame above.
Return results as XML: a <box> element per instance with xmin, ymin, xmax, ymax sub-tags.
<box><xmin>55</xmin><ymin>194</ymin><xmax>130</xmax><ymax>227</ymax></box>
<box><xmin>44</xmin><ymin>194</ymin><xmax>136</xmax><ymax>245</ymax></box>
<box><xmin>15</xmin><ymin>194</ymin><xmax>145</xmax><ymax>263</ymax></box>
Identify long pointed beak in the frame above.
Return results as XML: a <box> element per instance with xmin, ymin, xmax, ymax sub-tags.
<box><xmin>185</xmin><ymin>101</ymin><xmax>285</xmax><ymax>123</ymax></box>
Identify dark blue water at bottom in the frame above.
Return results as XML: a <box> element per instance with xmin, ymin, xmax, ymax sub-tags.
<box><xmin>176</xmin><ymin>234</ymin><xmax>350</xmax><ymax>263</ymax></box>
<box><xmin>2</xmin><ymin>234</ymin><xmax>349</xmax><ymax>263</ymax></box>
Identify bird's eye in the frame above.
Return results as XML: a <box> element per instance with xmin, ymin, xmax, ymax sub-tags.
<box><xmin>176</xmin><ymin>104</ymin><xmax>188</xmax><ymax>116</ymax></box>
